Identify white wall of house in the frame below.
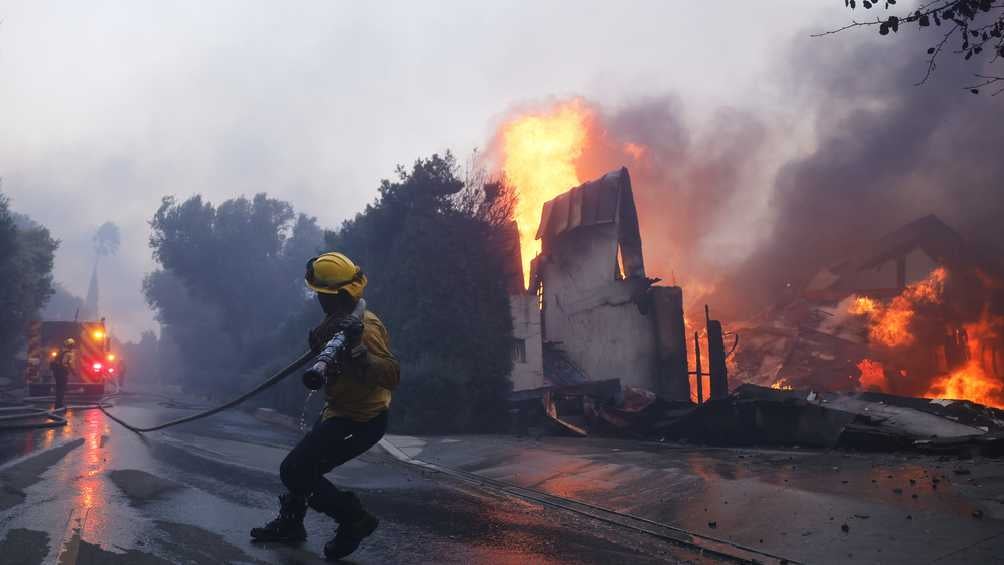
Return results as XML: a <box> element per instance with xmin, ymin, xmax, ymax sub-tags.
<box><xmin>509</xmin><ymin>292</ymin><xmax>545</xmax><ymax>391</ymax></box>
<box><xmin>538</xmin><ymin>223</ymin><xmax>660</xmax><ymax>390</ymax></box>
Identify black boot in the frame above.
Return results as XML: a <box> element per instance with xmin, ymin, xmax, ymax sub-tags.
<box><xmin>250</xmin><ymin>493</ymin><xmax>307</xmax><ymax>542</ymax></box>
<box><xmin>309</xmin><ymin>491</ymin><xmax>379</xmax><ymax>560</ymax></box>
<box><xmin>323</xmin><ymin>510</ymin><xmax>379</xmax><ymax>561</ymax></box>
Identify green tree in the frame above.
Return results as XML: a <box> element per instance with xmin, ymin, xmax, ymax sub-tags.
<box><xmin>0</xmin><ymin>195</ymin><xmax>58</xmax><ymax>377</ymax></box>
<box><xmin>145</xmin><ymin>193</ymin><xmax>322</xmax><ymax>393</ymax></box>
<box><xmin>327</xmin><ymin>153</ymin><xmax>515</xmax><ymax>433</ymax></box>
<box><xmin>143</xmin><ymin>269</ymin><xmax>236</xmax><ymax>391</ymax></box>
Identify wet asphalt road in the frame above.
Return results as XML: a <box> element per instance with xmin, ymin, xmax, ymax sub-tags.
<box><xmin>398</xmin><ymin>435</ymin><xmax>1004</xmax><ymax>564</ymax></box>
<box><xmin>0</xmin><ymin>394</ymin><xmax>712</xmax><ymax>564</ymax></box>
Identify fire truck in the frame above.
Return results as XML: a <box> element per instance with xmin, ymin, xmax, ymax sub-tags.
<box><xmin>24</xmin><ymin>318</ymin><xmax>121</xmax><ymax>397</ymax></box>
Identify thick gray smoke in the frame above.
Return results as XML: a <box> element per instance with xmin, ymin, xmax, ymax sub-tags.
<box><xmin>93</xmin><ymin>221</ymin><xmax>121</xmax><ymax>258</ymax></box>
<box><xmin>572</xmin><ymin>96</ymin><xmax>769</xmax><ymax>299</ymax></box>
<box><xmin>583</xmin><ymin>30</ymin><xmax>1004</xmax><ymax>319</ymax></box>
<box><xmin>723</xmin><ymin>31</ymin><xmax>1004</xmax><ymax>315</ymax></box>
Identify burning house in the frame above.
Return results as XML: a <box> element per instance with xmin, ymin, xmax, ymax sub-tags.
<box><xmin>493</xmin><ymin>100</ymin><xmax>1004</xmax><ymax>447</ymax></box>
<box><xmin>732</xmin><ymin>215</ymin><xmax>1004</xmax><ymax>408</ymax></box>
<box><xmin>508</xmin><ymin>168</ymin><xmax>691</xmax><ymax>402</ymax></box>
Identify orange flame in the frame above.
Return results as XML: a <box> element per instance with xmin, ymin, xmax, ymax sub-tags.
<box><xmin>848</xmin><ymin>296</ymin><xmax>879</xmax><ymax>316</ymax></box>
<box><xmin>857</xmin><ymin>358</ymin><xmax>887</xmax><ymax>391</ymax></box>
<box><xmin>847</xmin><ymin>268</ymin><xmax>1004</xmax><ymax>408</ymax></box>
<box><xmin>928</xmin><ymin>361</ymin><xmax>1004</xmax><ymax>408</ymax></box>
<box><xmin>925</xmin><ymin>312</ymin><xmax>1004</xmax><ymax>408</ymax></box>
<box><xmin>770</xmin><ymin>378</ymin><xmax>793</xmax><ymax>390</ymax></box>
<box><xmin>848</xmin><ymin>268</ymin><xmax>947</xmax><ymax>347</ymax></box>
<box><xmin>500</xmin><ymin>100</ymin><xmax>591</xmax><ymax>288</ymax></box>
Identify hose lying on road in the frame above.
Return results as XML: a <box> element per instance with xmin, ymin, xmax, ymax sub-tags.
<box><xmin>0</xmin><ymin>403</ymin><xmax>68</xmax><ymax>429</ymax></box>
<box><xmin>99</xmin><ymin>350</ymin><xmax>314</xmax><ymax>433</ymax></box>
<box><xmin>0</xmin><ymin>397</ymin><xmax>113</xmax><ymax>430</ymax></box>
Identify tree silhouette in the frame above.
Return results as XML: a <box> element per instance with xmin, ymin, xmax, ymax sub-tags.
<box><xmin>0</xmin><ymin>193</ymin><xmax>57</xmax><ymax>376</ymax></box>
<box><xmin>327</xmin><ymin>153</ymin><xmax>515</xmax><ymax>433</ymax></box>
<box><xmin>93</xmin><ymin>221</ymin><xmax>120</xmax><ymax>258</ymax></box>
<box><xmin>821</xmin><ymin>0</ymin><xmax>1004</xmax><ymax>93</ymax></box>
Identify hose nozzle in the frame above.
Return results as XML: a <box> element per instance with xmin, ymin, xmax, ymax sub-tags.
<box><xmin>302</xmin><ymin>299</ymin><xmax>366</xmax><ymax>390</ymax></box>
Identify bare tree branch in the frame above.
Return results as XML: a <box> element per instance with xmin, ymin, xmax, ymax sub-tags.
<box><xmin>818</xmin><ymin>0</ymin><xmax>1004</xmax><ymax>93</ymax></box>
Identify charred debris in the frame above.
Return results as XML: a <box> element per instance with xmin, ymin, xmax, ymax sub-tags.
<box><xmin>506</xmin><ymin>168</ymin><xmax>1004</xmax><ymax>457</ymax></box>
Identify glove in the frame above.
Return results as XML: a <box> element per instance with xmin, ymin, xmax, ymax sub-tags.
<box><xmin>341</xmin><ymin>317</ymin><xmax>364</xmax><ymax>348</ymax></box>
<box><xmin>308</xmin><ymin>320</ymin><xmax>331</xmax><ymax>353</ymax></box>
<box><xmin>309</xmin><ymin>314</ymin><xmax>352</xmax><ymax>352</ymax></box>
<box><xmin>338</xmin><ymin>317</ymin><xmax>368</xmax><ymax>365</ymax></box>
<box><xmin>309</xmin><ymin>315</ymin><xmax>365</xmax><ymax>355</ymax></box>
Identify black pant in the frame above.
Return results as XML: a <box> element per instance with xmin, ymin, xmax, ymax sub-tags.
<box><xmin>279</xmin><ymin>411</ymin><xmax>387</xmax><ymax>523</ymax></box>
<box><xmin>52</xmin><ymin>369</ymin><xmax>67</xmax><ymax>409</ymax></box>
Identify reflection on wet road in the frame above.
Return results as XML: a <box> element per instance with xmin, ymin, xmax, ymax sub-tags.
<box><xmin>0</xmin><ymin>394</ymin><xmax>710</xmax><ymax>564</ymax></box>
<box><xmin>395</xmin><ymin>434</ymin><xmax>1004</xmax><ymax>564</ymax></box>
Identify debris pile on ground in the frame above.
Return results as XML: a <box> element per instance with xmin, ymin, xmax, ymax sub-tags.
<box><xmin>514</xmin><ymin>381</ymin><xmax>1004</xmax><ymax>456</ymax></box>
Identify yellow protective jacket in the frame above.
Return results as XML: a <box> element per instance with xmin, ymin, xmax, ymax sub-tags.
<box><xmin>322</xmin><ymin>310</ymin><xmax>400</xmax><ymax>422</ymax></box>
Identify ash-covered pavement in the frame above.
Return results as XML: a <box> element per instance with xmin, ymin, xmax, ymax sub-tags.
<box><xmin>396</xmin><ymin>434</ymin><xmax>1004</xmax><ymax>564</ymax></box>
<box><xmin>0</xmin><ymin>394</ymin><xmax>712</xmax><ymax>564</ymax></box>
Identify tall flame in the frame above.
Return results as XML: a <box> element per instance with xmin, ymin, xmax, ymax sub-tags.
<box><xmin>500</xmin><ymin>100</ymin><xmax>590</xmax><ymax>288</ymax></box>
<box><xmin>928</xmin><ymin>312</ymin><xmax>1004</xmax><ymax>408</ymax></box>
<box><xmin>846</xmin><ymin>268</ymin><xmax>1004</xmax><ymax>408</ymax></box>
<box><xmin>857</xmin><ymin>358</ymin><xmax>887</xmax><ymax>391</ymax></box>
<box><xmin>849</xmin><ymin>268</ymin><xmax>947</xmax><ymax>348</ymax></box>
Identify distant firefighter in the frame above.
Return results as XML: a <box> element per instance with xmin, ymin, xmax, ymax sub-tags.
<box><xmin>51</xmin><ymin>338</ymin><xmax>77</xmax><ymax>410</ymax></box>
<box><xmin>116</xmin><ymin>358</ymin><xmax>127</xmax><ymax>390</ymax></box>
<box><xmin>251</xmin><ymin>252</ymin><xmax>400</xmax><ymax>561</ymax></box>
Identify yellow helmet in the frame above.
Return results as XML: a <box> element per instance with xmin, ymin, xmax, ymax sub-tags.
<box><xmin>305</xmin><ymin>252</ymin><xmax>367</xmax><ymax>300</ymax></box>
<box><xmin>64</xmin><ymin>338</ymin><xmax>76</xmax><ymax>347</ymax></box>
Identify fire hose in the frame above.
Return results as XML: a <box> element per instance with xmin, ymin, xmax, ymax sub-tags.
<box><xmin>98</xmin><ymin>299</ymin><xmax>366</xmax><ymax>434</ymax></box>
<box><xmin>96</xmin><ymin>350</ymin><xmax>316</xmax><ymax>433</ymax></box>
<box><xmin>0</xmin><ymin>404</ymin><xmax>69</xmax><ymax>429</ymax></box>
<box><xmin>0</xmin><ymin>397</ymin><xmax>115</xmax><ymax>430</ymax></box>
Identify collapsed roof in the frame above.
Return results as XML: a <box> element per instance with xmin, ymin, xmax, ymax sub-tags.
<box><xmin>805</xmin><ymin>215</ymin><xmax>966</xmax><ymax>299</ymax></box>
<box><xmin>532</xmin><ymin>167</ymin><xmax>645</xmax><ymax>287</ymax></box>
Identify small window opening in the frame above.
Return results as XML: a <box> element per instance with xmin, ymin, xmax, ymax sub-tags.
<box><xmin>512</xmin><ymin>338</ymin><xmax>527</xmax><ymax>363</ymax></box>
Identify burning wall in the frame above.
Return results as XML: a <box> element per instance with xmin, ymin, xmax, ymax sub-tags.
<box><xmin>494</xmin><ymin>101</ymin><xmax>679</xmax><ymax>395</ymax></box>
<box><xmin>489</xmin><ymin>82</ymin><xmax>1003</xmax><ymax>408</ymax></box>
<box><xmin>535</xmin><ymin>169</ymin><xmax>652</xmax><ymax>391</ymax></box>
<box><xmin>493</xmin><ymin>97</ymin><xmax>758</xmax><ymax>305</ymax></box>
<box><xmin>506</xmin><ymin>168</ymin><xmax>689</xmax><ymax>399</ymax></box>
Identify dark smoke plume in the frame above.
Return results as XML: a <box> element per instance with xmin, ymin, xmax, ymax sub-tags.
<box><xmin>493</xmin><ymin>27</ymin><xmax>1002</xmax><ymax>322</ymax></box>
<box><xmin>725</xmin><ymin>30</ymin><xmax>1004</xmax><ymax>316</ymax></box>
<box><xmin>575</xmin><ymin>96</ymin><xmax>769</xmax><ymax>300</ymax></box>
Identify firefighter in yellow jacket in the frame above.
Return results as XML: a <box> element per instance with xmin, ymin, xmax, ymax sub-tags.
<box><xmin>251</xmin><ymin>252</ymin><xmax>400</xmax><ymax>560</ymax></box>
<box><xmin>51</xmin><ymin>338</ymin><xmax>77</xmax><ymax>410</ymax></box>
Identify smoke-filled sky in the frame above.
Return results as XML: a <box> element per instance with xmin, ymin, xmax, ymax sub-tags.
<box><xmin>3</xmin><ymin>1</ymin><xmax>1000</xmax><ymax>339</ymax></box>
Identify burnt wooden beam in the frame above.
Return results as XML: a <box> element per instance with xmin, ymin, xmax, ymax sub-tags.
<box><xmin>706</xmin><ymin>305</ymin><xmax>729</xmax><ymax>401</ymax></box>
<box><xmin>652</xmin><ymin>286</ymin><xmax>690</xmax><ymax>402</ymax></box>
<box><xmin>694</xmin><ymin>331</ymin><xmax>703</xmax><ymax>405</ymax></box>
